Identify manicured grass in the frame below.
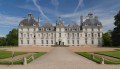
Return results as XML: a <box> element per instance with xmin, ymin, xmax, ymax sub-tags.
<box><xmin>27</xmin><ymin>52</ymin><xmax>46</xmax><ymax>63</ymax></box>
<box><xmin>0</xmin><ymin>52</ymin><xmax>46</xmax><ymax>65</ymax></box>
<box><xmin>0</xmin><ymin>50</ymin><xmax>27</xmax><ymax>59</ymax></box>
<box><xmin>76</xmin><ymin>52</ymin><xmax>120</xmax><ymax>64</ymax></box>
<box><xmin>76</xmin><ymin>52</ymin><xmax>100</xmax><ymax>63</ymax></box>
<box><xmin>95</xmin><ymin>51</ymin><xmax>120</xmax><ymax>59</ymax></box>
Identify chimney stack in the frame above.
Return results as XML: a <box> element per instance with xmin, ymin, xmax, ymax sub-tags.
<box><xmin>38</xmin><ymin>16</ymin><xmax>40</xmax><ymax>26</ymax></box>
<box><xmin>80</xmin><ymin>16</ymin><xmax>83</xmax><ymax>25</ymax></box>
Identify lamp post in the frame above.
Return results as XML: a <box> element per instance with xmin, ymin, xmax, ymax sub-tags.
<box><xmin>11</xmin><ymin>46</ymin><xmax>14</xmax><ymax>65</ymax></box>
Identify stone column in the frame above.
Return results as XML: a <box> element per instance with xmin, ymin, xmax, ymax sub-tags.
<box><xmin>100</xmin><ymin>57</ymin><xmax>104</xmax><ymax>64</ymax></box>
<box><xmin>23</xmin><ymin>57</ymin><xmax>27</xmax><ymax>65</ymax></box>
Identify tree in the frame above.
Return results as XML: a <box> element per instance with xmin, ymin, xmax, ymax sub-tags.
<box><xmin>102</xmin><ymin>31</ymin><xmax>111</xmax><ymax>46</ymax></box>
<box><xmin>0</xmin><ymin>37</ymin><xmax>6</xmax><ymax>46</ymax></box>
<box><xmin>112</xmin><ymin>11</ymin><xmax>120</xmax><ymax>46</ymax></box>
<box><xmin>6</xmin><ymin>28</ymin><xmax>18</xmax><ymax>46</ymax></box>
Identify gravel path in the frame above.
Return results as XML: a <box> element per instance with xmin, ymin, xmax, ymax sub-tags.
<box><xmin>0</xmin><ymin>47</ymin><xmax>120</xmax><ymax>69</ymax></box>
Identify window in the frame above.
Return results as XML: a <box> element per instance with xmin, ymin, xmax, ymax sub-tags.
<box><xmin>72</xmin><ymin>33</ymin><xmax>74</xmax><ymax>38</ymax></box>
<box><xmin>34</xmin><ymin>40</ymin><xmax>36</xmax><ymax>44</ymax></box>
<box><xmin>42</xmin><ymin>33</ymin><xmax>43</xmax><ymax>37</ymax></box>
<box><xmin>27</xmin><ymin>28</ymin><xmax>29</xmax><ymax>31</ymax></box>
<box><xmin>51</xmin><ymin>40</ymin><xmax>53</xmax><ymax>44</ymax></box>
<box><xmin>21</xmin><ymin>40</ymin><xmax>23</xmax><ymax>44</ymax></box>
<box><xmin>92</xmin><ymin>28</ymin><xmax>94</xmax><ymax>31</ymax></box>
<box><xmin>30</xmin><ymin>34</ymin><xmax>32</xmax><ymax>37</ymax></box>
<box><xmin>47</xmin><ymin>33</ymin><xmax>48</xmax><ymax>38</ymax></box>
<box><xmin>21</xmin><ymin>28</ymin><xmax>23</xmax><ymax>31</ymax></box>
<box><xmin>59</xmin><ymin>33</ymin><xmax>61</xmax><ymax>37</ymax></box>
<box><xmin>68</xmin><ymin>40</ymin><xmax>69</xmax><ymax>44</ymax></box>
<box><xmin>34</xmin><ymin>28</ymin><xmax>36</xmax><ymax>31</ymax></box>
<box><xmin>92</xmin><ymin>40</ymin><xmax>94</xmax><ymax>44</ymax></box>
<box><xmin>98</xmin><ymin>28</ymin><xmax>100</xmax><ymax>31</ymax></box>
<box><xmin>85</xmin><ymin>39</ymin><xmax>87</xmax><ymax>44</ymax></box>
<box><xmin>34</xmin><ymin>34</ymin><xmax>36</xmax><ymax>38</ymax></box>
<box><xmin>42</xmin><ymin>40</ymin><xmax>44</xmax><ymax>44</ymax></box>
<box><xmin>38</xmin><ymin>34</ymin><xmax>40</xmax><ymax>37</ymax></box>
<box><xmin>27</xmin><ymin>33</ymin><xmax>29</xmax><ymax>38</ymax></box>
<box><xmin>95</xmin><ymin>34</ymin><xmax>97</xmax><ymax>37</ymax></box>
<box><xmin>68</xmin><ymin>33</ymin><xmax>69</xmax><ymax>38</ymax></box>
<box><xmin>77</xmin><ymin>33</ymin><xmax>79</xmax><ymax>37</ymax></box>
<box><xmin>59</xmin><ymin>28</ymin><xmax>61</xmax><ymax>31</ymax></box>
<box><xmin>72</xmin><ymin>40</ymin><xmax>74</xmax><ymax>44</ymax></box>
<box><xmin>27</xmin><ymin>40</ymin><xmax>29</xmax><ymax>44</ymax></box>
<box><xmin>91</xmin><ymin>33</ymin><xmax>93</xmax><ymax>37</ymax></box>
<box><xmin>77</xmin><ymin>40</ymin><xmax>79</xmax><ymax>44</ymax></box>
<box><xmin>51</xmin><ymin>33</ymin><xmax>53</xmax><ymax>38</ymax></box>
<box><xmin>85</xmin><ymin>28</ymin><xmax>87</xmax><ymax>31</ymax></box>
<box><xmin>80</xmin><ymin>34</ymin><xmax>82</xmax><ymax>37</ymax></box>
<box><xmin>85</xmin><ymin>33</ymin><xmax>87</xmax><ymax>37</ymax></box>
<box><xmin>88</xmin><ymin>34</ymin><xmax>90</xmax><ymax>37</ymax></box>
<box><xmin>98</xmin><ymin>33</ymin><xmax>100</xmax><ymax>37</ymax></box>
<box><xmin>46</xmin><ymin>40</ymin><xmax>48</xmax><ymax>44</ymax></box>
<box><xmin>98</xmin><ymin>40</ymin><xmax>100</xmax><ymax>45</ymax></box>
<box><xmin>24</xmin><ymin>34</ymin><xmax>26</xmax><ymax>37</ymax></box>
<box><xmin>21</xmin><ymin>33</ymin><xmax>23</xmax><ymax>38</ymax></box>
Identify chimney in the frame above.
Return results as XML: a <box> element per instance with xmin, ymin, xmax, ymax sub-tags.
<box><xmin>38</xmin><ymin>16</ymin><xmax>40</xmax><ymax>26</ymax></box>
<box><xmin>88</xmin><ymin>12</ymin><xmax>93</xmax><ymax>19</ymax></box>
<box><xmin>80</xmin><ymin>16</ymin><xmax>83</xmax><ymax>25</ymax></box>
<box><xmin>95</xmin><ymin>16</ymin><xmax>98</xmax><ymax>20</ymax></box>
<box><xmin>28</xmin><ymin>12</ymin><xmax>32</xmax><ymax>20</ymax></box>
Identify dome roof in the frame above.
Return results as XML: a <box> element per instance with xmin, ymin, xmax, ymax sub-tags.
<box><xmin>19</xmin><ymin>18</ymin><xmax>39</xmax><ymax>26</ymax></box>
<box><xmin>68</xmin><ymin>22</ymin><xmax>79</xmax><ymax>28</ymax></box>
<box><xmin>42</xmin><ymin>22</ymin><xmax>53</xmax><ymax>28</ymax></box>
<box><xmin>83</xmin><ymin>18</ymin><xmax>102</xmax><ymax>26</ymax></box>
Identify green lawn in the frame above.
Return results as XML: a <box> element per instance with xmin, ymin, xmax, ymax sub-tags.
<box><xmin>95</xmin><ymin>51</ymin><xmax>120</xmax><ymax>59</ymax></box>
<box><xmin>0</xmin><ymin>52</ymin><xmax>46</xmax><ymax>65</ymax></box>
<box><xmin>76</xmin><ymin>52</ymin><xmax>120</xmax><ymax>64</ymax></box>
<box><xmin>0</xmin><ymin>50</ymin><xmax>27</xmax><ymax>59</ymax></box>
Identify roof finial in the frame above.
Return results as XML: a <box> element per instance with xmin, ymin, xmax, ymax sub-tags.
<box><xmin>28</xmin><ymin>12</ymin><xmax>32</xmax><ymax>17</ymax></box>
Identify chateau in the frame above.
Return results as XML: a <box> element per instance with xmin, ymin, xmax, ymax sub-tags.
<box><xmin>18</xmin><ymin>13</ymin><xmax>102</xmax><ymax>47</ymax></box>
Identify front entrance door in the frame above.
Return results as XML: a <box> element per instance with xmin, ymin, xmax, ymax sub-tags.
<box><xmin>59</xmin><ymin>41</ymin><xmax>61</xmax><ymax>45</ymax></box>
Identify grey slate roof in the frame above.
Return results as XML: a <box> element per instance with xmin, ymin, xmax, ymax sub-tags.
<box><xmin>42</xmin><ymin>22</ymin><xmax>53</xmax><ymax>28</ymax></box>
<box><xmin>19</xmin><ymin>18</ymin><xmax>39</xmax><ymax>26</ymax></box>
<box><xmin>83</xmin><ymin>18</ymin><xmax>102</xmax><ymax>26</ymax></box>
<box><xmin>68</xmin><ymin>22</ymin><xmax>79</xmax><ymax>29</ymax></box>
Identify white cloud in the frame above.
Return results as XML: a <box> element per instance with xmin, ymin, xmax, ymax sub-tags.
<box><xmin>32</xmin><ymin>0</ymin><xmax>51</xmax><ymax>21</ymax></box>
<box><xmin>19</xmin><ymin>4</ymin><xmax>37</xmax><ymax>11</ymax></box>
<box><xmin>74</xmin><ymin>0</ymin><xmax>84</xmax><ymax>14</ymax></box>
<box><xmin>0</xmin><ymin>14</ymin><xmax>22</xmax><ymax>27</ymax></box>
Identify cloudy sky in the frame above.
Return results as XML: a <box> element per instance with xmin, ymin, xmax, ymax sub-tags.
<box><xmin>0</xmin><ymin>0</ymin><xmax>120</xmax><ymax>37</ymax></box>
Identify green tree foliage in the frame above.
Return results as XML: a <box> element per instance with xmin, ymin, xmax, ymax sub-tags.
<box><xmin>102</xmin><ymin>31</ymin><xmax>111</xmax><ymax>46</ymax></box>
<box><xmin>0</xmin><ymin>37</ymin><xmax>6</xmax><ymax>46</ymax></box>
<box><xmin>6</xmin><ymin>28</ymin><xmax>18</xmax><ymax>46</ymax></box>
<box><xmin>112</xmin><ymin>11</ymin><xmax>120</xmax><ymax>46</ymax></box>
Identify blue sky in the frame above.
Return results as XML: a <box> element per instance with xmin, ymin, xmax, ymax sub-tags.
<box><xmin>0</xmin><ymin>0</ymin><xmax>120</xmax><ymax>37</ymax></box>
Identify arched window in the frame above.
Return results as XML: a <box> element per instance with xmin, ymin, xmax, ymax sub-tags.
<box><xmin>21</xmin><ymin>40</ymin><xmax>23</xmax><ymax>44</ymax></box>
<box><xmin>34</xmin><ymin>28</ymin><xmax>36</xmax><ymax>31</ymax></box>
<box><xmin>34</xmin><ymin>40</ymin><xmax>36</xmax><ymax>44</ymax></box>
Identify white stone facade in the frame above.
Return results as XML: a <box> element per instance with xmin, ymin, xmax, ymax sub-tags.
<box><xmin>18</xmin><ymin>13</ymin><xmax>102</xmax><ymax>47</ymax></box>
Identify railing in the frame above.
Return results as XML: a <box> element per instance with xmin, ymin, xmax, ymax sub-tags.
<box><xmin>23</xmin><ymin>55</ymin><xmax>34</xmax><ymax>65</ymax></box>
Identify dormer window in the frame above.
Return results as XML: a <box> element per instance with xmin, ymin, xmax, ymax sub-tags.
<box><xmin>33</xmin><ymin>24</ymin><xmax>36</xmax><ymax>26</ymax></box>
<box><xmin>97</xmin><ymin>24</ymin><xmax>100</xmax><ymax>26</ymax></box>
<box><xmin>85</xmin><ymin>24</ymin><xmax>88</xmax><ymax>26</ymax></box>
<box><xmin>27</xmin><ymin>28</ymin><xmax>29</xmax><ymax>31</ymax></box>
<box><xmin>34</xmin><ymin>28</ymin><xmax>36</xmax><ymax>31</ymax></box>
<box><xmin>20</xmin><ymin>24</ymin><xmax>23</xmax><ymax>26</ymax></box>
<box><xmin>21</xmin><ymin>28</ymin><xmax>23</xmax><ymax>31</ymax></box>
